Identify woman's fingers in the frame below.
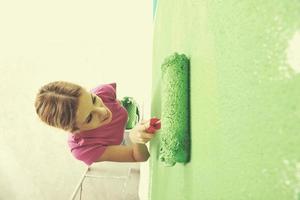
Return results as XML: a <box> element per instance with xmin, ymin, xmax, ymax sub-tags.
<box><xmin>136</xmin><ymin>132</ymin><xmax>154</xmax><ymax>143</ymax></box>
<box><xmin>139</xmin><ymin>138</ymin><xmax>147</xmax><ymax>144</ymax></box>
<box><xmin>138</xmin><ymin>137</ymin><xmax>152</xmax><ymax>144</ymax></box>
<box><xmin>142</xmin><ymin>132</ymin><xmax>155</xmax><ymax>139</ymax></box>
<box><xmin>132</xmin><ymin>136</ymin><xmax>149</xmax><ymax>144</ymax></box>
<box><xmin>137</xmin><ymin>121</ymin><xmax>150</xmax><ymax>131</ymax></box>
<box><xmin>129</xmin><ymin>118</ymin><xmax>158</xmax><ymax>144</ymax></box>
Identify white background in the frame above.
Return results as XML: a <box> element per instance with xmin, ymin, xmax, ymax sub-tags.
<box><xmin>0</xmin><ymin>1</ymin><xmax>152</xmax><ymax>199</ymax></box>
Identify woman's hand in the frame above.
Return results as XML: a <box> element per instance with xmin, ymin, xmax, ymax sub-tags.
<box><xmin>129</xmin><ymin>119</ymin><xmax>156</xmax><ymax>144</ymax></box>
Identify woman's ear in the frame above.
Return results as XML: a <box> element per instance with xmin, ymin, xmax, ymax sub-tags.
<box><xmin>70</xmin><ymin>126</ymin><xmax>81</xmax><ymax>134</ymax></box>
<box><xmin>72</xmin><ymin>130</ymin><xmax>81</xmax><ymax>134</ymax></box>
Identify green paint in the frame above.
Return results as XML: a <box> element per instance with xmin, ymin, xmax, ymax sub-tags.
<box><xmin>160</xmin><ymin>52</ymin><xmax>190</xmax><ymax>166</ymax></box>
<box><xmin>150</xmin><ymin>0</ymin><xmax>300</xmax><ymax>199</ymax></box>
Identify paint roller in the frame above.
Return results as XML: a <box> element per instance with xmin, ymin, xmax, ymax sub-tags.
<box><xmin>159</xmin><ymin>52</ymin><xmax>191</xmax><ymax>166</ymax></box>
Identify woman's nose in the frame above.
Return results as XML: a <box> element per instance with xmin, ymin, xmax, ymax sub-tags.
<box><xmin>94</xmin><ymin>107</ymin><xmax>107</xmax><ymax>117</ymax></box>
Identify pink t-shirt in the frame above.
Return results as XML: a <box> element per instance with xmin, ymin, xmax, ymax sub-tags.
<box><xmin>68</xmin><ymin>83</ymin><xmax>128</xmax><ymax>165</ymax></box>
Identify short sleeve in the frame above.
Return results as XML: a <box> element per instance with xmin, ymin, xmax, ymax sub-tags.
<box><xmin>90</xmin><ymin>83</ymin><xmax>117</xmax><ymax>102</ymax></box>
<box><xmin>70</xmin><ymin>144</ymin><xmax>107</xmax><ymax>166</ymax></box>
<box><xmin>109</xmin><ymin>82</ymin><xmax>116</xmax><ymax>90</ymax></box>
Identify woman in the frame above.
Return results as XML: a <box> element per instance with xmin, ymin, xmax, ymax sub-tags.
<box><xmin>34</xmin><ymin>81</ymin><xmax>159</xmax><ymax>165</ymax></box>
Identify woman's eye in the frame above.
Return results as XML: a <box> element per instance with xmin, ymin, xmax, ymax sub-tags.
<box><xmin>87</xmin><ymin>114</ymin><xmax>93</xmax><ymax>123</ymax></box>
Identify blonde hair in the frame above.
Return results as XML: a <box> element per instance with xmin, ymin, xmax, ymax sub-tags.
<box><xmin>34</xmin><ymin>81</ymin><xmax>83</xmax><ymax>132</ymax></box>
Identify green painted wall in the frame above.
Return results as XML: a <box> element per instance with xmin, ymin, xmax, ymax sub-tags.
<box><xmin>150</xmin><ymin>0</ymin><xmax>300</xmax><ymax>199</ymax></box>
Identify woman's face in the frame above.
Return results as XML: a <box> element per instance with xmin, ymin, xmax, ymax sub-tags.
<box><xmin>75</xmin><ymin>88</ymin><xmax>112</xmax><ymax>132</ymax></box>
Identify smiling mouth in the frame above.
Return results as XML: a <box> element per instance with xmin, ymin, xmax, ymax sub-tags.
<box><xmin>102</xmin><ymin>111</ymin><xmax>110</xmax><ymax>122</ymax></box>
<box><xmin>103</xmin><ymin>115</ymin><xmax>109</xmax><ymax>121</ymax></box>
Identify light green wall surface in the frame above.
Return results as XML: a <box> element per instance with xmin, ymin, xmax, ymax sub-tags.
<box><xmin>150</xmin><ymin>0</ymin><xmax>300</xmax><ymax>199</ymax></box>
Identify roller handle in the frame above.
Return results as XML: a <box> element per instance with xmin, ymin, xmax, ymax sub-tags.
<box><xmin>146</xmin><ymin>117</ymin><xmax>161</xmax><ymax>134</ymax></box>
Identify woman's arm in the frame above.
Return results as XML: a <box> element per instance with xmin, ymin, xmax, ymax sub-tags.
<box><xmin>95</xmin><ymin>120</ymin><xmax>154</xmax><ymax>162</ymax></box>
<box><xmin>95</xmin><ymin>144</ymin><xmax>149</xmax><ymax>162</ymax></box>
<box><xmin>132</xmin><ymin>143</ymin><xmax>150</xmax><ymax>161</ymax></box>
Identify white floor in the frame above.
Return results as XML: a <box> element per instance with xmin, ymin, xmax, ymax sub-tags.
<box><xmin>72</xmin><ymin>162</ymin><xmax>140</xmax><ymax>200</ymax></box>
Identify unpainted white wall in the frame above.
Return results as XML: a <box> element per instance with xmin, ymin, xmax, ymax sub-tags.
<box><xmin>0</xmin><ymin>1</ymin><xmax>152</xmax><ymax>199</ymax></box>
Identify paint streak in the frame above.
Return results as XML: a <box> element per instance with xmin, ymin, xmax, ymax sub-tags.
<box><xmin>282</xmin><ymin>159</ymin><xmax>300</xmax><ymax>199</ymax></box>
<box><xmin>287</xmin><ymin>31</ymin><xmax>300</xmax><ymax>74</ymax></box>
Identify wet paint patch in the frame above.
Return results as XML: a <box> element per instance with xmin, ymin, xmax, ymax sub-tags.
<box><xmin>281</xmin><ymin>159</ymin><xmax>300</xmax><ymax>199</ymax></box>
<box><xmin>287</xmin><ymin>31</ymin><xmax>300</xmax><ymax>74</ymax></box>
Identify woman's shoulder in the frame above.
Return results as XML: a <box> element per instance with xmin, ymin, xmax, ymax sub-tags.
<box><xmin>90</xmin><ymin>83</ymin><xmax>117</xmax><ymax>102</ymax></box>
